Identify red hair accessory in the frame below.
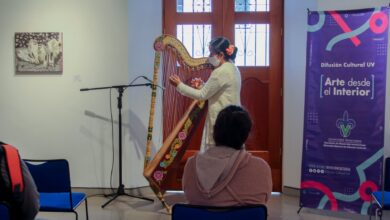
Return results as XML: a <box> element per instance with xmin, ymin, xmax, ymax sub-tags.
<box><xmin>226</xmin><ymin>45</ymin><xmax>235</xmax><ymax>56</ymax></box>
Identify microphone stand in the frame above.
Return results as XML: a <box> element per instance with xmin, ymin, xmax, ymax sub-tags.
<box><xmin>80</xmin><ymin>83</ymin><xmax>154</xmax><ymax>208</ymax></box>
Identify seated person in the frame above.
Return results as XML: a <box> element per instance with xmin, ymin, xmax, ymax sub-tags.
<box><xmin>182</xmin><ymin>105</ymin><xmax>272</xmax><ymax>206</ymax></box>
<box><xmin>0</xmin><ymin>142</ymin><xmax>39</xmax><ymax>220</ymax></box>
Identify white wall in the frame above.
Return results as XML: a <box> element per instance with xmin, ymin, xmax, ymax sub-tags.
<box><xmin>127</xmin><ymin>0</ymin><xmax>163</xmax><ymax>187</ymax></box>
<box><xmin>0</xmin><ymin>0</ymin><xmax>162</xmax><ymax>188</ymax></box>
<box><xmin>283</xmin><ymin>0</ymin><xmax>390</xmax><ymax>189</ymax></box>
<box><xmin>283</xmin><ymin>0</ymin><xmax>317</xmax><ymax>189</ymax></box>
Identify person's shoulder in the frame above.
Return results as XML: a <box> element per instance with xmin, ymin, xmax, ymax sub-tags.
<box><xmin>187</xmin><ymin>155</ymin><xmax>196</xmax><ymax>162</ymax></box>
<box><xmin>183</xmin><ymin>155</ymin><xmax>197</xmax><ymax>176</ymax></box>
<box><xmin>221</xmin><ymin>62</ymin><xmax>236</xmax><ymax>70</ymax></box>
<box><xmin>212</xmin><ymin>62</ymin><xmax>236</xmax><ymax>78</ymax></box>
<box><xmin>248</xmin><ymin>155</ymin><xmax>271</xmax><ymax>170</ymax></box>
<box><xmin>184</xmin><ymin>155</ymin><xmax>197</xmax><ymax>167</ymax></box>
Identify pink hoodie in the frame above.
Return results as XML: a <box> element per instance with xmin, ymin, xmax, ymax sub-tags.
<box><xmin>182</xmin><ymin>146</ymin><xmax>272</xmax><ymax>206</ymax></box>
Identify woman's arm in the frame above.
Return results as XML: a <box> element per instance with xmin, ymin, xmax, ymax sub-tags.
<box><xmin>175</xmin><ymin>72</ymin><xmax>223</xmax><ymax>101</ymax></box>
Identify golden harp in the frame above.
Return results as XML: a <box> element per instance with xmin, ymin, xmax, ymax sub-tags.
<box><xmin>143</xmin><ymin>35</ymin><xmax>213</xmax><ymax>211</ymax></box>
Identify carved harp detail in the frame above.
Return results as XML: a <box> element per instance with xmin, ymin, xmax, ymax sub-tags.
<box><xmin>144</xmin><ymin>35</ymin><xmax>212</xmax><ymax>207</ymax></box>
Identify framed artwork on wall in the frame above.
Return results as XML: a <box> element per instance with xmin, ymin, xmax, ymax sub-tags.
<box><xmin>15</xmin><ymin>32</ymin><xmax>63</xmax><ymax>73</ymax></box>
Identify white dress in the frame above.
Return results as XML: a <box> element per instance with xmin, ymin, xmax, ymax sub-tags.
<box><xmin>176</xmin><ymin>62</ymin><xmax>242</xmax><ymax>149</ymax></box>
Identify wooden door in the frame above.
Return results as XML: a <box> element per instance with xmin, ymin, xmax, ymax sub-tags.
<box><xmin>163</xmin><ymin>0</ymin><xmax>283</xmax><ymax>191</ymax></box>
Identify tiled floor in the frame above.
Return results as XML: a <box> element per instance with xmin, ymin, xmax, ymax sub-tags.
<box><xmin>35</xmin><ymin>191</ymin><xmax>378</xmax><ymax>220</ymax></box>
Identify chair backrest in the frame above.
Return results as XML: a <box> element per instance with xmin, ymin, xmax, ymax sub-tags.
<box><xmin>172</xmin><ymin>203</ymin><xmax>268</xmax><ymax>220</ymax></box>
<box><xmin>24</xmin><ymin>159</ymin><xmax>71</xmax><ymax>193</ymax></box>
<box><xmin>385</xmin><ymin>157</ymin><xmax>390</xmax><ymax>191</ymax></box>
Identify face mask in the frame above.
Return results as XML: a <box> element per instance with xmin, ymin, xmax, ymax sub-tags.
<box><xmin>208</xmin><ymin>55</ymin><xmax>221</xmax><ymax>67</ymax></box>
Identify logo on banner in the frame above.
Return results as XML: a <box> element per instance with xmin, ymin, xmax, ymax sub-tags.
<box><xmin>336</xmin><ymin>111</ymin><xmax>356</xmax><ymax>138</ymax></box>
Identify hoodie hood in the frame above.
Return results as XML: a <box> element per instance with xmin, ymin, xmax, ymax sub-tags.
<box><xmin>195</xmin><ymin>146</ymin><xmax>250</xmax><ymax>197</ymax></box>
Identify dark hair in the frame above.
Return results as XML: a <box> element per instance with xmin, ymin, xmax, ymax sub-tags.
<box><xmin>213</xmin><ymin>105</ymin><xmax>252</xmax><ymax>150</ymax></box>
<box><xmin>209</xmin><ymin>37</ymin><xmax>238</xmax><ymax>62</ymax></box>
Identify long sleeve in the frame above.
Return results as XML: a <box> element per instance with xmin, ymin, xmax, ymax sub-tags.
<box><xmin>176</xmin><ymin>70</ymin><xmax>223</xmax><ymax>101</ymax></box>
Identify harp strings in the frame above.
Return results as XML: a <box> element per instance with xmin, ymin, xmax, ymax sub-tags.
<box><xmin>162</xmin><ymin>47</ymin><xmax>189</xmax><ymax>140</ymax></box>
<box><xmin>161</xmin><ymin>46</ymin><xmax>211</xmax><ymax>141</ymax></box>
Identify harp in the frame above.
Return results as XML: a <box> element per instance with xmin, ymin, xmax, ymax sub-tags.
<box><xmin>143</xmin><ymin>35</ymin><xmax>213</xmax><ymax>211</ymax></box>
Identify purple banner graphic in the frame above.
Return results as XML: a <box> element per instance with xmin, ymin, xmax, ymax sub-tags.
<box><xmin>300</xmin><ymin>7</ymin><xmax>389</xmax><ymax>214</ymax></box>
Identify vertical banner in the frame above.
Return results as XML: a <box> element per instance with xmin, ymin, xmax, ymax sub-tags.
<box><xmin>300</xmin><ymin>7</ymin><xmax>389</xmax><ymax>214</ymax></box>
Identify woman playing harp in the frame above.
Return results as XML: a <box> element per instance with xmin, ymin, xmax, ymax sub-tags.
<box><xmin>144</xmin><ymin>35</ymin><xmax>240</xmax><ymax>212</ymax></box>
<box><xmin>169</xmin><ymin>37</ymin><xmax>242</xmax><ymax>150</ymax></box>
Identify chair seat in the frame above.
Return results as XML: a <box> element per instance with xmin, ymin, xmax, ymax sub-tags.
<box><xmin>372</xmin><ymin>191</ymin><xmax>390</xmax><ymax>209</ymax></box>
<box><xmin>40</xmin><ymin>192</ymin><xmax>87</xmax><ymax>211</ymax></box>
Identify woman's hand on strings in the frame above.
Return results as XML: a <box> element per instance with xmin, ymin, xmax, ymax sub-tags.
<box><xmin>169</xmin><ymin>75</ymin><xmax>182</xmax><ymax>87</ymax></box>
<box><xmin>190</xmin><ymin>77</ymin><xmax>204</xmax><ymax>89</ymax></box>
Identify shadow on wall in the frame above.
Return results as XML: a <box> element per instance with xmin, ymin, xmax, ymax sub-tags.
<box><xmin>83</xmin><ymin>110</ymin><xmax>124</xmax><ymax>126</ymax></box>
<box><xmin>125</xmin><ymin>109</ymin><xmax>158</xmax><ymax>160</ymax></box>
<box><xmin>82</xmin><ymin>109</ymin><xmax>157</xmax><ymax>161</ymax></box>
<box><xmin>80</xmin><ymin>110</ymin><xmax>128</xmax><ymax>185</ymax></box>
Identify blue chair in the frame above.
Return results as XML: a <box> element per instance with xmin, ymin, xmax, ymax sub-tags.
<box><xmin>0</xmin><ymin>202</ymin><xmax>10</xmax><ymax>220</ymax></box>
<box><xmin>172</xmin><ymin>203</ymin><xmax>268</xmax><ymax>220</ymax></box>
<box><xmin>370</xmin><ymin>157</ymin><xmax>390</xmax><ymax>220</ymax></box>
<box><xmin>24</xmin><ymin>159</ymin><xmax>89</xmax><ymax>220</ymax></box>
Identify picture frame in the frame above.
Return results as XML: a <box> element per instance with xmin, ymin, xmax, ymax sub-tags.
<box><xmin>15</xmin><ymin>32</ymin><xmax>63</xmax><ymax>73</ymax></box>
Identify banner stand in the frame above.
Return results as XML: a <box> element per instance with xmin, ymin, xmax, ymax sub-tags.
<box><xmin>300</xmin><ymin>7</ymin><xmax>389</xmax><ymax>215</ymax></box>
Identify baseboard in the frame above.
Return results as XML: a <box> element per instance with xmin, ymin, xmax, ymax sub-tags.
<box><xmin>282</xmin><ymin>186</ymin><xmax>300</xmax><ymax>197</ymax></box>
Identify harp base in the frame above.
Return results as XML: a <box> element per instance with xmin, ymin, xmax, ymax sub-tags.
<box><xmin>156</xmin><ymin>192</ymin><xmax>172</xmax><ymax>214</ymax></box>
<box><xmin>101</xmin><ymin>184</ymin><xmax>154</xmax><ymax>208</ymax></box>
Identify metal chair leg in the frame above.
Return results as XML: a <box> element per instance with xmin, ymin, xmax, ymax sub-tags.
<box><xmin>375</xmin><ymin>208</ymin><xmax>383</xmax><ymax>220</ymax></box>
<box><xmin>73</xmin><ymin>210</ymin><xmax>78</xmax><ymax>220</ymax></box>
<box><xmin>369</xmin><ymin>199</ymin><xmax>373</xmax><ymax>220</ymax></box>
<box><xmin>85</xmin><ymin>198</ymin><xmax>89</xmax><ymax>220</ymax></box>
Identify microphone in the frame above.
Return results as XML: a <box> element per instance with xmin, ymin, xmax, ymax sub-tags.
<box><xmin>141</xmin><ymin>76</ymin><xmax>153</xmax><ymax>83</ymax></box>
<box><xmin>142</xmin><ymin>76</ymin><xmax>165</xmax><ymax>90</ymax></box>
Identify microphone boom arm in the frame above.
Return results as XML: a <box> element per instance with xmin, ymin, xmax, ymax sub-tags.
<box><xmin>80</xmin><ymin>83</ymin><xmax>152</xmax><ymax>92</ymax></box>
